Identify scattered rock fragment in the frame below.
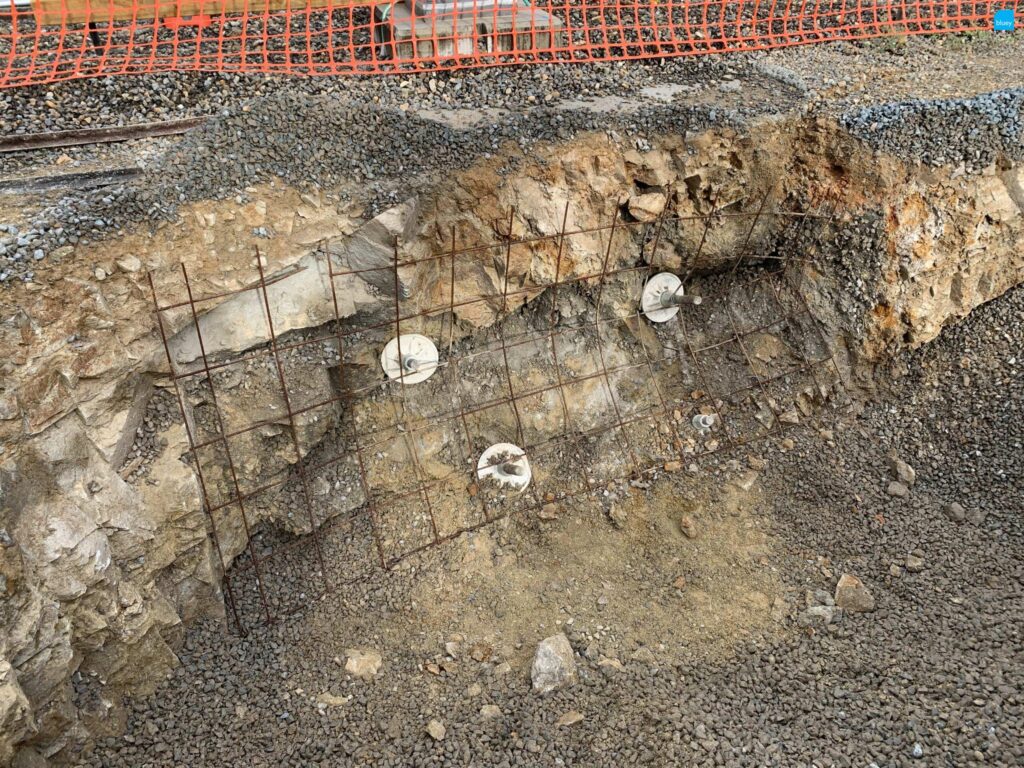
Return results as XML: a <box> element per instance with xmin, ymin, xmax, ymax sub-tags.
<box><xmin>116</xmin><ymin>255</ymin><xmax>142</xmax><ymax>273</ymax></box>
<box><xmin>469</xmin><ymin>643</ymin><xmax>493</xmax><ymax>662</ymax></box>
<box><xmin>888</xmin><ymin>456</ymin><xmax>917</xmax><ymax>487</ymax></box>
<box><xmin>905</xmin><ymin>552</ymin><xmax>925</xmax><ymax>573</ymax></box>
<box><xmin>887</xmin><ymin>481</ymin><xmax>909</xmax><ymax>498</ymax></box>
<box><xmin>426</xmin><ymin>719</ymin><xmax>446</xmax><ymax>741</ymax></box>
<box><xmin>315</xmin><ymin>692</ymin><xmax>350</xmax><ymax>708</ymax></box>
<box><xmin>678</xmin><ymin>515</ymin><xmax>697</xmax><ymax>539</ymax></box>
<box><xmin>538</xmin><ymin>503</ymin><xmax>559</xmax><ymax>520</ymax></box>
<box><xmin>778</xmin><ymin>409</ymin><xmax>800</xmax><ymax>425</ymax></box>
<box><xmin>531</xmin><ymin>634</ymin><xmax>577</xmax><ymax>694</ymax></box>
<box><xmin>732</xmin><ymin>470</ymin><xmax>759</xmax><ymax>491</ymax></box>
<box><xmin>627</xmin><ymin>192</ymin><xmax>666</xmax><ymax>222</ymax></box>
<box><xmin>344</xmin><ymin>649</ymin><xmax>383</xmax><ymax>679</ymax></box>
<box><xmin>770</xmin><ymin>597</ymin><xmax>789</xmax><ymax>623</ymax></box>
<box><xmin>799</xmin><ymin>605</ymin><xmax>837</xmax><ymax>626</ymax></box>
<box><xmin>480</xmin><ymin>705</ymin><xmax>501</xmax><ymax>720</ymax></box>
<box><xmin>834</xmin><ymin>574</ymin><xmax>875</xmax><ymax>612</ymax></box>
<box><xmin>942</xmin><ymin>501</ymin><xmax>966</xmax><ymax>522</ymax></box>
<box><xmin>556</xmin><ymin>710</ymin><xmax>585</xmax><ymax>727</ymax></box>
<box><xmin>608</xmin><ymin>504</ymin><xmax>627</xmax><ymax>529</ymax></box>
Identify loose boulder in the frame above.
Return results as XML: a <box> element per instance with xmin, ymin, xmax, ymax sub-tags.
<box><xmin>531</xmin><ymin>633</ymin><xmax>577</xmax><ymax>694</ymax></box>
<box><xmin>834</xmin><ymin>574</ymin><xmax>875</xmax><ymax>613</ymax></box>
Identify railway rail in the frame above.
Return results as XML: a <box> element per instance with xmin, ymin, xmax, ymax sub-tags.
<box><xmin>0</xmin><ymin>116</ymin><xmax>208</xmax><ymax>154</ymax></box>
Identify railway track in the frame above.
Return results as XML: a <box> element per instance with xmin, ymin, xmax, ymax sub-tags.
<box><xmin>0</xmin><ymin>115</ymin><xmax>208</xmax><ymax>154</ymax></box>
<box><xmin>0</xmin><ymin>115</ymin><xmax>208</xmax><ymax>192</ymax></box>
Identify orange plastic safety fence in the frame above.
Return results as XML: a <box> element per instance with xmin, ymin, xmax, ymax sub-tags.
<box><xmin>0</xmin><ymin>0</ymin><xmax>1013</xmax><ymax>88</ymax></box>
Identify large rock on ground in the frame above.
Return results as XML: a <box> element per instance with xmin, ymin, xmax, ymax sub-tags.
<box><xmin>344</xmin><ymin>649</ymin><xmax>383</xmax><ymax>679</ymax></box>
<box><xmin>531</xmin><ymin>633</ymin><xmax>577</xmax><ymax>694</ymax></box>
<box><xmin>834</xmin><ymin>574</ymin><xmax>875</xmax><ymax>613</ymax></box>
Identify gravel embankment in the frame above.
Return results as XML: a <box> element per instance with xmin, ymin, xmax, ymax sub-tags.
<box><xmin>841</xmin><ymin>87</ymin><xmax>1024</xmax><ymax>169</ymax></box>
<box><xmin>78</xmin><ymin>284</ymin><xmax>1023</xmax><ymax>768</ymax></box>
<box><xmin>2</xmin><ymin>34</ymin><xmax>1023</xmax><ymax>286</ymax></box>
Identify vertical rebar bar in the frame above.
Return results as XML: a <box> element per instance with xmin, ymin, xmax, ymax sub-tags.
<box><xmin>324</xmin><ymin>247</ymin><xmax>388</xmax><ymax>570</ymax></box>
<box><xmin>253</xmin><ymin>248</ymin><xmax>329</xmax><ymax>595</ymax></box>
<box><xmin>178</xmin><ymin>263</ymin><xmax>273</xmax><ymax>625</ymax></box>
<box><xmin>389</xmin><ymin>243</ymin><xmax>442</xmax><ymax>549</ymax></box>
<box><xmin>147</xmin><ymin>271</ymin><xmax>244</xmax><ymax>634</ymax></box>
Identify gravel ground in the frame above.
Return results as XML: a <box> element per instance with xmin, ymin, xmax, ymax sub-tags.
<box><xmin>2</xmin><ymin>34</ymin><xmax>1023</xmax><ymax>285</ymax></box>
<box><xmin>119</xmin><ymin>388</ymin><xmax>181</xmax><ymax>484</ymax></box>
<box><xmin>75</xmin><ymin>282</ymin><xmax>1023</xmax><ymax>768</ymax></box>
<box><xmin>840</xmin><ymin>88</ymin><xmax>1024</xmax><ymax>169</ymax></box>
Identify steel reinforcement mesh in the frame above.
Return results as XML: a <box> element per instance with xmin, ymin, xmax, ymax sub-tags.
<box><xmin>149</xmin><ymin>194</ymin><xmax>849</xmax><ymax>632</ymax></box>
<box><xmin>0</xmin><ymin>0</ymin><xmax>1012</xmax><ymax>88</ymax></box>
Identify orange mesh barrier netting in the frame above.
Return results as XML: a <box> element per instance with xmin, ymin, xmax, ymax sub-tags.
<box><xmin>0</xmin><ymin>0</ymin><xmax>1013</xmax><ymax>88</ymax></box>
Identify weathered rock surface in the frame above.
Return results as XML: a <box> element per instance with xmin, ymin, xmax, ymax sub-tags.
<box><xmin>168</xmin><ymin>200</ymin><xmax>413</xmax><ymax>369</ymax></box>
<box><xmin>0</xmin><ymin>661</ymin><xmax>31</xmax><ymax>766</ymax></box>
<box><xmin>1</xmin><ymin>417</ymin><xmax>212</xmax><ymax>760</ymax></box>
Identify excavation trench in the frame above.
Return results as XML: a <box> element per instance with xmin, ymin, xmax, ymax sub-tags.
<box><xmin>2</xmin><ymin>110</ymin><xmax>1024</xmax><ymax>763</ymax></box>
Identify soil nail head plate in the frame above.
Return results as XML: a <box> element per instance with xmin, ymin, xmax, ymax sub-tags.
<box><xmin>477</xmin><ymin>443</ymin><xmax>532</xmax><ymax>491</ymax></box>
<box><xmin>381</xmin><ymin>333</ymin><xmax>440</xmax><ymax>384</ymax></box>
<box><xmin>641</xmin><ymin>272</ymin><xmax>688</xmax><ymax>323</ymax></box>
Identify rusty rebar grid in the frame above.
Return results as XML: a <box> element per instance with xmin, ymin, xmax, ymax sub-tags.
<box><xmin>150</xmin><ymin>196</ymin><xmax>846</xmax><ymax>630</ymax></box>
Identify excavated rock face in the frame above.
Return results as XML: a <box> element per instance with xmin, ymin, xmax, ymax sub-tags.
<box><xmin>1</xmin><ymin>113</ymin><xmax>1023</xmax><ymax>762</ymax></box>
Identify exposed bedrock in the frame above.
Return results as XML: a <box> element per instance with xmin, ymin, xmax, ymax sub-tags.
<box><xmin>1</xmin><ymin>103</ymin><xmax>1022</xmax><ymax>762</ymax></box>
